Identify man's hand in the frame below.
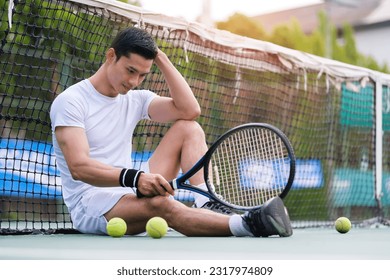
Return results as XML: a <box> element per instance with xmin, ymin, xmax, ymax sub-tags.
<box><xmin>136</xmin><ymin>172</ymin><xmax>175</xmax><ymax>197</ymax></box>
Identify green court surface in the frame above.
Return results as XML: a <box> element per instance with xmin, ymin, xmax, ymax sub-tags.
<box><xmin>0</xmin><ymin>227</ymin><xmax>389</xmax><ymax>260</ymax></box>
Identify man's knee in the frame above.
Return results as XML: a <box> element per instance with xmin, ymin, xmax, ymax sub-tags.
<box><xmin>148</xmin><ymin>195</ymin><xmax>174</xmax><ymax>211</ymax></box>
<box><xmin>147</xmin><ymin>196</ymin><xmax>185</xmax><ymax>218</ymax></box>
<box><xmin>171</xmin><ymin>120</ymin><xmax>205</xmax><ymax>139</ymax></box>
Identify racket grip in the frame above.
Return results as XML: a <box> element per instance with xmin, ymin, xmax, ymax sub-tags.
<box><xmin>170</xmin><ymin>179</ymin><xmax>178</xmax><ymax>190</ymax></box>
<box><xmin>136</xmin><ymin>189</ymin><xmax>145</xmax><ymax>198</ymax></box>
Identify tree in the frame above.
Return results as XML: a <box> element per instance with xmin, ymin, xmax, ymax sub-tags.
<box><xmin>216</xmin><ymin>13</ymin><xmax>267</xmax><ymax>41</ymax></box>
<box><xmin>117</xmin><ymin>0</ymin><xmax>141</xmax><ymax>6</ymax></box>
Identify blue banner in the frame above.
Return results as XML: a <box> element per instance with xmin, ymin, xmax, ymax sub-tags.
<box><xmin>239</xmin><ymin>158</ymin><xmax>323</xmax><ymax>190</ymax></box>
<box><xmin>0</xmin><ymin>139</ymin><xmax>61</xmax><ymax>199</ymax></box>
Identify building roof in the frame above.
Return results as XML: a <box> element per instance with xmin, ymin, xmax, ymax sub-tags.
<box><xmin>358</xmin><ymin>0</ymin><xmax>390</xmax><ymax>24</ymax></box>
<box><xmin>252</xmin><ymin>0</ymin><xmax>387</xmax><ymax>34</ymax></box>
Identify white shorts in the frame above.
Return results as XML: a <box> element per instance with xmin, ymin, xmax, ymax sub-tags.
<box><xmin>70</xmin><ymin>161</ymin><xmax>150</xmax><ymax>235</ymax></box>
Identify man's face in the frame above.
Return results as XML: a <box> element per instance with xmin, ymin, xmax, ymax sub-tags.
<box><xmin>106</xmin><ymin>50</ymin><xmax>153</xmax><ymax>96</ymax></box>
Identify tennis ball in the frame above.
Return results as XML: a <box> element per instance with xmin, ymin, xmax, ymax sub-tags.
<box><xmin>335</xmin><ymin>217</ymin><xmax>351</xmax><ymax>234</ymax></box>
<box><xmin>146</xmin><ymin>217</ymin><xmax>168</xmax><ymax>239</ymax></box>
<box><xmin>106</xmin><ymin>217</ymin><xmax>127</xmax><ymax>237</ymax></box>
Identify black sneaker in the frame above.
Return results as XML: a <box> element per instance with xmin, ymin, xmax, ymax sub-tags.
<box><xmin>198</xmin><ymin>201</ymin><xmax>235</xmax><ymax>215</ymax></box>
<box><xmin>242</xmin><ymin>197</ymin><xmax>292</xmax><ymax>237</ymax></box>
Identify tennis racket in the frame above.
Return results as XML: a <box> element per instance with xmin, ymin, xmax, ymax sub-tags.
<box><xmin>170</xmin><ymin>123</ymin><xmax>295</xmax><ymax>211</ymax></box>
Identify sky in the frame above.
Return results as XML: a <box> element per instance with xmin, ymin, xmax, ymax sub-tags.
<box><xmin>140</xmin><ymin>0</ymin><xmax>323</xmax><ymax>22</ymax></box>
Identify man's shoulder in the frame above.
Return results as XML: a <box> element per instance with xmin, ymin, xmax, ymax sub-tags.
<box><xmin>62</xmin><ymin>79</ymin><xmax>88</xmax><ymax>95</ymax></box>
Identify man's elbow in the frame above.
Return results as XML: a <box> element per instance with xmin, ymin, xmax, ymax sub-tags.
<box><xmin>69</xmin><ymin>169</ymin><xmax>83</xmax><ymax>181</ymax></box>
<box><xmin>187</xmin><ymin>105</ymin><xmax>201</xmax><ymax>120</ymax></box>
<box><xmin>68</xmin><ymin>162</ymin><xmax>86</xmax><ymax>182</ymax></box>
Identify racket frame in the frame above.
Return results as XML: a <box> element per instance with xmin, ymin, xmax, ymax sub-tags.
<box><xmin>170</xmin><ymin>123</ymin><xmax>296</xmax><ymax>210</ymax></box>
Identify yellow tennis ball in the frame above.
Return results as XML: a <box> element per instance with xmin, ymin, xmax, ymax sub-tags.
<box><xmin>106</xmin><ymin>217</ymin><xmax>127</xmax><ymax>237</ymax></box>
<box><xmin>335</xmin><ymin>217</ymin><xmax>351</xmax><ymax>234</ymax></box>
<box><xmin>146</xmin><ymin>217</ymin><xmax>168</xmax><ymax>239</ymax></box>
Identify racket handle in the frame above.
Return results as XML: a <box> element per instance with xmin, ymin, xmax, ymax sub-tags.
<box><xmin>136</xmin><ymin>189</ymin><xmax>145</xmax><ymax>198</ymax></box>
<box><xmin>170</xmin><ymin>179</ymin><xmax>178</xmax><ymax>190</ymax></box>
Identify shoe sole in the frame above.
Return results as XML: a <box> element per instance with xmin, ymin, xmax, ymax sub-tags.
<box><xmin>267</xmin><ymin>214</ymin><xmax>292</xmax><ymax>237</ymax></box>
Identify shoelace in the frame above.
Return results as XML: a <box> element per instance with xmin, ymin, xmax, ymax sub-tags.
<box><xmin>242</xmin><ymin>209</ymin><xmax>273</xmax><ymax>237</ymax></box>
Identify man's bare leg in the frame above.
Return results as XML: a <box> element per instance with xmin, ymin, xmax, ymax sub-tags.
<box><xmin>105</xmin><ymin>194</ymin><xmax>231</xmax><ymax>236</ymax></box>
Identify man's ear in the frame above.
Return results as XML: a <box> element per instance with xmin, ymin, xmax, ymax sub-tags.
<box><xmin>106</xmin><ymin>48</ymin><xmax>116</xmax><ymax>63</ymax></box>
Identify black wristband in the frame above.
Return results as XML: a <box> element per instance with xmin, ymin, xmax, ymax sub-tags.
<box><xmin>119</xmin><ymin>168</ymin><xmax>144</xmax><ymax>188</ymax></box>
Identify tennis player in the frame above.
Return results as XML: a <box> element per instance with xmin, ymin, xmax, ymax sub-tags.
<box><xmin>50</xmin><ymin>27</ymin><xmax>292</xmax><ymax>237</ymax></box>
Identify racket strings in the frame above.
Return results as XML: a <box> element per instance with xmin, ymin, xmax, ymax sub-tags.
<box><xmin>210</xmin><ymin>127</ymin><xmax>291</xmax><ymax>208</ymax></box>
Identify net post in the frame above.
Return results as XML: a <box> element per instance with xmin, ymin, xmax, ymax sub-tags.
<box><xmin>375</xmin><ymin>78</ymin><xmax>383</xmax><ymax>213</ymax></box>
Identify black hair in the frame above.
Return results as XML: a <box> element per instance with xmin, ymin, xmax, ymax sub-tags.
<box><xmin>110</xmin><ymin>27</ymin><xmax>158</xmax><ymax>60</ymax></box>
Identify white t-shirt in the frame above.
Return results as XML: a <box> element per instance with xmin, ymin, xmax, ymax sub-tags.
<box><xmin>50</xmin><ymin>79</ymin><xmax>156</xmax><ymax>213</ymax></box>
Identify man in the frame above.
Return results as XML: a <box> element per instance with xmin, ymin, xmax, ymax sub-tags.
<box><xmin>50</xmin><ymin>27</ymin><xmax>292</xmax><ymax>237</ymax></box>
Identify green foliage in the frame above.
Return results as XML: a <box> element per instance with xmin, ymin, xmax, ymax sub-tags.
<box><xmin>216</xmin><ymin>13</ymin><xmax>267</xmax><ymax>41</ymax></box>
<box><xmin>117</xmin><ymin>0</ymin><xmax>141</xmax><ymax>5</ymax></box>
<box><xmin>342</xmin><ymin>24</ymin><xmax>359</xmax><ymax>63</ymax></box>
<box><xmin>216</xmin><ymin>11</ymin><xmax>389</xmax><ymax>74</ymax></box>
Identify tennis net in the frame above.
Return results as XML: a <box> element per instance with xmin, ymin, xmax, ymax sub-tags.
<box><xmin>1</xmin><ymin>0</ymin><xmax>389</xmax><ymax>234</ymax></box>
